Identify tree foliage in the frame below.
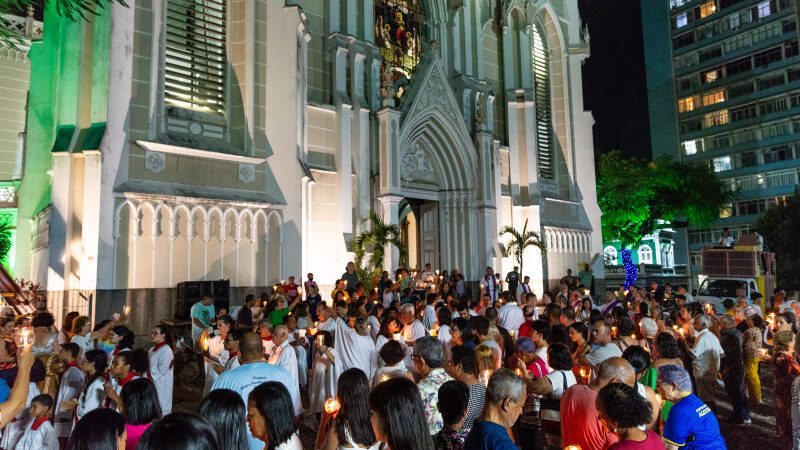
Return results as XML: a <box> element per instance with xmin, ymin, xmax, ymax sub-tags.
<box><xmin>499</xmin><ymin>219</ymin><xmax>546</xmax><ymax>278</ymax></box>
<box><xmin>597</xmin><ymin>150</ymin><xmax>733</xmax><ymax>249</ymax></box>
<box><xmin>756</xmin><ymin>195</ymin><xmax>800</xmax><ymax>291</ymax></box>
<box><xmin>352</xmin><ymin>211</ymin><xmax>408</xmax><ymax>291</ymax></box>
<box><xmin>0</xmin><ymin>215</ymin><xmax>13</xmax><ymax>265</ymax></box>
<box><xmin>1</xmin><ymin>0</ymin><xmax>127</xmax><ymax>48</ymax></box>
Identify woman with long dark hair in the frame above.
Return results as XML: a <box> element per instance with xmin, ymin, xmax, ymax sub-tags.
<box><xmin>66</xmin><ymin>408</ymin><xmax>126</xmax><ymax>450</ymax></box>
<box><xmin>318</xmin><ymin>368</ymin><xmax>379</xmax><ymax>450</ymax></box>
<box><xmin>138</xmin><ymin>413</ymin><xmax>219</xmax><ymax>450</ymax></box>
<box><xmin>199</xmin><ymin>389</ymin><xmax>249</xmax><ymax>450</ymax></box>
<box><xmin>248</xmin><ymin>381</ymin><xmax>302</xmax><ymax>450</ymax></box>
<box><xmin>120</xmin><ymin>378</ymin><xmax>162</xmax><ymax>449</ymax></box>
<box><xmin>109</xmin><ymin>325</ymin><xmax>135</xmax><ymax>359</ymax></box>
<box><xmin>104</xmin><ymin>348</ymin><xmax>148</xmax><ymax>411</ymax></box>
<box><xmin>368</xmin><ymin>377</ymin><xmax>434</xmax><ymax>450</ymax></box>
<box><xmin>148</xmin><ymin>323</ymin><xmax>174</xmax><ymax>414</ymax></box>
<box><xmin>75</xmin><ymin>349</ymin><xmax>108</xmax><ymax>420</ymax></box>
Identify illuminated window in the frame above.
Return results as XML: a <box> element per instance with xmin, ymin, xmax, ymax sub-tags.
<box><xmin>702</xmin><ymin>69</ymin><xmax>721</xmax><ymax>84</ymax></box>
<box><xmin>604</xmin><ymin>246</ymin><xmax>618</xmax><ymax>265</ymax></box>
<box><xmin>165</xmin><ymin>0</ymin><xmax>227</xmax><ymax>115</ymax></box>
<box><xmin>678</xmin><ymin>96</ymin><xmax>697</xmax><ymax>112</ymax></box>
<box><xmin>682</xmin><ymin>139</ymin><xmax>703</xmax><ymax>155</ymax></box>
<box><xmin>531</xmin><ymin>23</ymin><xmax>554</xmax><ymax>180</ymax></box>
<box><xmin>638</xmin><ymin>245</ymin><xmax>653</xmax><ymax>264</ymax></box>
<box><xmin>704</xmin><ymin>109</ymin><xmax>729</xmax><ymax>127</ymax></box>
<box><xmin>703</xmin><ymin>90</ymin><xmax>726</xmax><ymax>106</ymax></box>
<box><xmin>375</xmin><ymin>0</ymin><xmax>424</xmax><ymax>83</ymax></box>
<box><xmin>713</xmin><ymin>156</ymin><xmax>732</xmax><ymax>172</ymax></box>
<box><xmin>699</xmin><ymin>1</ymin><xmax>717</xmax><ymax>18</ymax></box>
<box><xmin>757</xmin><ymin>0</ymin><xmax>772</xmax><ymax>18</ymax></box>
<box><xmin>676</xmin><ymin>12</ymin><xmax>688</xmax><ymax>28</ymax></box>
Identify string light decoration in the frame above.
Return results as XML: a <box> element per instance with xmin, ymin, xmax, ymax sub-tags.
<box><xmin>620</xmin><ymin>249</ymin><xmax>638</xmax><ymax>290</ymax></box>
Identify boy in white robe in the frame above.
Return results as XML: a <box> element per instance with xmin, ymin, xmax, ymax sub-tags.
<box><xmin>54</xmin><ymin>343</ymin><xmax>85</xmax><ymax>447</ymax></box>
<box><xmin>0</xmin><ymin>380</ymin><xmax>41</xmax><ymax>449</ymax></box>
<box><xmin>268</xmin><ymin>326</ymin><xmax>299</xmax><ymax>390</ymax></box>
<box><xmin>399</xmin><ymin>304</ymin><xmax>427</xmax><ymax>369</ymax></box>
<box><xmin>148</xmin><ymin>325</ymin><xmax>174</xmax><ymax>415</ymax></box>
<box><xmin>17</xmin><ymin>394</ymin><xmax>57</xmax><ymax>450</ymax></box>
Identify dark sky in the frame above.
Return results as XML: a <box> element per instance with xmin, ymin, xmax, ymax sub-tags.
<box><xmin>580</xmin><ymin>0</ymin><xmax>653</xmax><ymax>160</ymax></box>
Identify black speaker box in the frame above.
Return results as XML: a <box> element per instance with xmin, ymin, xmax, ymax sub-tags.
<box><xmin>175</xmin><ymin>279</ymin><xmax>230</xmax><ymax>320</ymax></box>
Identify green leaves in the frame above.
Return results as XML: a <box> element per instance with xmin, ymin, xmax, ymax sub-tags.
<box><xmin>597</xmin><ymin>150</ymin><xmax>733</xmax><ymax>248</ymax></box>
<box><xmin>756</xmin><ymin>195</ymin><xmax>800</xmax><ymax>290</ymax></box>
<box><xmin>352</xmin><ymin>211</ymin><xmax>408</xmax><ymax>291</ymax></box>
<box><xmin>0</xmin><ymin>214</ymin><xmax>14</xmax><ymax>264</ymax></box>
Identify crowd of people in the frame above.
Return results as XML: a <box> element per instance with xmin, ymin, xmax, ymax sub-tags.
<box><xmin>0</xmin><ymin>263</ymin><xmax>795</xmax><ymax>450</ymax></box>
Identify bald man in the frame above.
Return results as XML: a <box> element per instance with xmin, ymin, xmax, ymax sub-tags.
<box><xmin>561</xmin><ymin>357</ymin><xmax>636</xmax><ymax>450</ymax></box>
<box><xmin>576</xmin><ymin>320</ymin><xmax>623</xmax><ymax>379</ymax></box>
<box><xmin>211</xmin><ymin>332</ymin><xmax>302</xmax><ymax>450</ymax></box>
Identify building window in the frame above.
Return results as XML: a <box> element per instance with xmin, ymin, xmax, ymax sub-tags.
<box><xmin>699</xmin><ymin>1</ymin><xmax>717</xmax><ymax>18</ymax></box>
<box><xmin>765</xmin><ymin>169</ymin><xmax>797</xmax><ymax>187</ymax></box>
<box><xmin>713</xmin><ymin>156</ymin><xmax>732</xmax><ymax>172</ymax></box>
<box><xmin>676</xmin><ymin>12</ymin><xmax>688</xmax><ymax>28</ymax></box>
<box><xmin>530</xmin><ymin>23</ymin><xmax>554</xmax><ymax>180</ymax></box>
<box><xmin>164</xmin><ymin>0</ymin><xmax>227</xmax><ymax>115</ymax></box>
<box><xmin>757</xmin><ymin>0</ymin><xmax>772</xmax><ymax>18</ymax></box>
<box><xmin>725</xmin><ymin>57</ymin><xmax>752</xmax><ymax>76</ymax></box>
<box><xmin>737</xmin><ymin>174</ymin><xmax>763</xmax><ymax>191</ymax></box>
<box><xmin>736</xmin><ymin>151</ymin><xmax>758</xmax><ymax>168</ymax></box>
<box><xmin>375</xmin><ymin>0</ymin><xmax>424</xmax><ymax>82</ymax></box>
<box><xmin>754</xmin><ymin>46</ymin><xmax>783</xmax><ymax>68</ymax></box>
<box><xmin>604</xmin><ymin>246</ymin><xmax>618</xmax><ymax>265</ymax></box>
<box><xmin>678</xmin><ymin>96</ymin><xmax>698</xmax><ymax>113</ymax></box>
<box><xmin>638</xmin><ymin>245</ymin><xmax>653</xmax><ymax>264</ymax></box>
<box><xmin>704</xmin><ymin>109</ymin><xmax>729</xmax><ymax>127</ymax></box>
<box><xmin>682</xmin><ymin>139</ymin><xmax>703</xmax><ymax>155</ymax></box>
<box><xmin>703</xmin><ymin>90</ymin><xmax>726</xmax><ymax>106</ymax></box>
<box><xmin>730</xmin><ymin>104</ymin><xmax>757</xmax><ymax>122</ymax></box>
<box><xmin>764</xmin><ymin>145</ymin><xmax>794</xmax><ymax>163</ymax></box>
<box><xmin>702</xmin><ymin>68</ymin><xmax>722</xmax><ymax>84</ymax></box>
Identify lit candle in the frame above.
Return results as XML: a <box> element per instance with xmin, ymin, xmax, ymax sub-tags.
<box><xmin>630</xmin><ymin>334</ymin><xmax>636</xmax><ymax>340</ymax></box>
<box><xmin>579</xmin><ymin>367</ymin><xmax>587</xmax><ymax>378</ymax></box>
<box><xmin>515</xmin><ymin>368</ymin><xmax>523</xmax><ymax>377</ymax></box>
<box><xmin>343</xmin><ymin>280</ymin><xmax>348</xmax><ymax>286</ymax></box>
<box><xmin>324</xmin><ymin>398</ymin><xmax>341</xmax><ymax>415</ymax></box>
<box><xmin>112</xmin><ymin>313</ymin><xmax>120</xmax><ymax>321</ymax></box>
<box><xmin>298</xmin><ymin>329</ymin><xmax>307</xmax><ymax>338</ymax></box>
<box><xmin>281</xmin><ymin>279</ymin><xmax>285</xmax><ymax>285</ymax></box>
<box><xmin>672</xmin><ymin>325</ymin><xmax>679</xmax><ymax>331</ymax></box>
<box><xmin>678</xmin><ymin>328</ymin><xmax>685</xmax><ymax>337</ymax></box>
<box><xmin>435</xmin><ymin>270</ymin><xmax>440</xmax><ymax>275</ymax></box>
<box><xmin>381</xmin><ymin>375</ymin><xmax>390</xmax><ymax>382</ymax></box>
<box><xmin>392</xmin><ymin>333</ymin><xmax>402</xmax><ymax>342</ymax></box>
<box><xmin>200</xmin><ymin>332</ymin><xmax>209</xmax><ymax>352</ymax></box>
<box><xmin>17</xmin><ymin>326</ymin><xmax>33</xmax><ymax>348</ymax></box>
<box><xmin>611</xmin><ymin>326</ymin><xmax>618</xmax><ymax>338</ymax></box>
<box><xmin>759</xmin><ymin>348</ymin><xmax>768</xmax><ymax>358</ymax></box>
<box><xmin>308</xmin><ymin>328</ymin><xmax>316</xmax><ymax>336</ymax></box>
<box><xmin>317</xmin><ymin>335</ymin><xmax>324</xmax><ymax>347</ymax></box>
<box><xmin>509</xmin><ymin>329</ymin><xmax>517</xmax><ymax>339</ymax></box>
<box><xmin>123</xmin><ymin>305</ymin><xmax>131</xmax><ymax>316</ymax></box>
<box><xmin>565</xmin><ymin>446</ymin><xmax>583</xmax><ymax>450</ymax></box>
<box><xmin>430</xmin><ymin>328</ymin><xmax>438</xmax><ymax>337</ymax></box>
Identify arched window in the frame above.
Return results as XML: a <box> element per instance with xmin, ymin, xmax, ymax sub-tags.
<box><xmin>375</xmin><ymin>0</ymin><xmax>424</xmax><ymax>81</ymax></box>
<box><xmin>638</xmin><ymin>245</ymin><xmax>653</xmax><ymax>264</ymax></box>
<box><xmin>530</xmin><ymin>23</ymin><xmax>554</xmax><ymax>180</ymax></box>
<box><xmin>604</xmin><ymin>246</ymin><xmax>618</xmax><ymax>265</ymax></box>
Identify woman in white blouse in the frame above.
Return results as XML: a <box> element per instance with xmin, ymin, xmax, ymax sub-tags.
<box><xmin>70</xmin><ymin>316</ymin><xmax>119</xmax><ymax>357</ymax></box>
<box><xmin>69</xmin><ymin>349</ymin><xmax>108</xmax><ymax>421</ymax></box>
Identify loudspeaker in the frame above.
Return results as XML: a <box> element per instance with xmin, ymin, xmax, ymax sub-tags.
<box><xmin>175</xmin><ymin>280</ymin><xmax>230</xmax><ymax>320</ymax></box>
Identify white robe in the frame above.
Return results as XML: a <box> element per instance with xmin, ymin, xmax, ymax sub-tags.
<box><xmin>287</xmin><ymin>334</ymin><xmax>308</xmax><ymax>386</ymax></box>
<box><xmin>368</xmin><ymin>315</ymin><xmax>381</xmax><ymax>341</ymax></box>
<box><xmin>17</xmin><ymin>419</ymin><xmax>57</xmax><ymax>450</ymax></box>
<box><xmin>0</xmin><ymin>383</ymin><xmax>40</xmax><ymax>450</ymax></box>
<box><xmin>269</xmin><ymin>340</ymin><xmax>299</xmax><ymax>393</ymax></box>
<box><xmin>333</xmin><ymin>317</ymin><xmax>377</xmax><ymax>381</ymax></box>
<box><xmin>148</xmin><ymin>344</ymin><xmax>174</xmax><ymax>415</ymax></box>
<box><xmin>54</xmin><ymin>366</ymin><xmax>85</xmax><ymax>438</ymax></box>
<box><xmin>309</xmin><ymin>351</ymin><xmax>333</xmax><ymax>414</ymax></box>
<box><xmin>76</xmin><ymin>377</ymin><xmax>105</xmax><ymax>421</ymax></box>
<box><xmin>204</xmin><ymin>335</ymin><xmax>229</xmax><ymax>395</ymax></box>
<box><xmin>402</xmin><ymin>320</ymin><xmax>427</xmax><ymax>369</ymax></box>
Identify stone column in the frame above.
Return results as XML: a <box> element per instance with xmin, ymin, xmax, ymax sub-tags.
<box><xmin>378</xmin><ymin>195</ymin><xmax>403</xmax><ymax>272</ymax></box>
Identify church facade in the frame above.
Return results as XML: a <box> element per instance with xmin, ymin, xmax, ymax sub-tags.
<box><xmin>15</xmin><ymin>0</ymin><xmax>602</xmax><ymax>325</ymax></box>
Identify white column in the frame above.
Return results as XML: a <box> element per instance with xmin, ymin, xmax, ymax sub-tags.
<box><xmin>80</xmin><ymin>151</ymin><xmax>102</xmax><ymax>291</ymax></box>
<box><xmin>48</xmin><ymin>153</ymin><xmax>74</xmax><ymax>292</ymax></box>
<box><xmin>333</xmin><ymin>44</ymin><xmax>354</xmax><ymax>233</ymax></box>
<box><xmin>379</xmin><ymin>195</ymin><xmax>403</xmax><ymax>272</ymax></box>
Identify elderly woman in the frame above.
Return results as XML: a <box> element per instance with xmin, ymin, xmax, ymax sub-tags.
<box><xmin>742</xmin><ymin>313</ymin><xmax>764</xmax><ymax>405</ymax></box>
<box><xmin>772</xmin><ymin>330</ymin><xmax>800</xmax><ymax>448</ymax></box>
<box><xmin>413</xmin><ymin>336</ymin><xmax>454</xmax><ymax>436</ymax></box>
<box><xmin>639</xmin><ymin>318</ymin><xmax>658</xmax><ymax>356</ymax></box>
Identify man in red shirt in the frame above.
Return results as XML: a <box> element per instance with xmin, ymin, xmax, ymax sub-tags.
<box><xmin>561</xmin><ymin>357</ymin><xmax>636</xmax><ymax>450</ymax></box>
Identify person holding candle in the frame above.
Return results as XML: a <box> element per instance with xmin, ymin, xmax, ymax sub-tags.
<box><xmin>247</xmin><ymin>381</ymin><xmax>302</xmax><ymax>450</ymax></box>
<box><xmin>30</xmin><ymin>312</ymin><xmax>58</xmax><ymax>357</ymax></box>
<box><xmin>203</xmin><ymin>315</ymin><xmax>233</xmax><ymax>395</ymax></box>
<box><xmin>317</xmin><ymin>368</ymin><xmax>380</xmax><ymax>450</ymax></box>
<box><xmin>104</xmin><ymin>349</ymin><xmax>148</xmax><ymax>412</ymax></box>
<box><xmin>268</xmin><ymin>326</ymin><xmax>300</xmax><ymax>395</ymax></box>
<box><xmin>190</xmin><ymin>295</ymin><xmax>216</xmax><ymax>379</ymax></box>
<box><xmin>372</xmin><ymin>340</ymin><xmax>414</xmax><ymax>387</ymax></box>
<box><xmin>577</xmin><ymin>320</ymin><xmax>622</xmax><ymax>380</ymax></box>
<box><xmin>770</xmin><ymin>330</ymin><xmax>800</xmax><ymax>448</ymax></box>
<box><xmin>309</xmin><ymin>330</ymin><xmax>335</xmax><ymax>416</ymax></box>
<box><xmin>69</xmin><ymin>316</ymin><xmax>118</xmax><ymax>358</ymax></box>
<box><xmin>74</xmin><ymin>350</ymin><xmax>108</xmax><ymax>421</ymax></box>
<box><xmin>369</xmin><ymin>377</ymin><xmax>435</xmax><ymax>450</ymax></box>
<box><xmin>53</xmin><ymin>343</ymin><xmax>86</xmax><ymax>446</ymax></box>
<box><xmin>689</xmin><ymin>314</ymin><xmax>724</xmax><ymax>410</ymax></box>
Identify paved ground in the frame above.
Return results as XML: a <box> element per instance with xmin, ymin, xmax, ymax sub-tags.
<box><xmin>171</xmin><ymin>351</ymin><xmax>777</xmax><ymax>450</ymax></box>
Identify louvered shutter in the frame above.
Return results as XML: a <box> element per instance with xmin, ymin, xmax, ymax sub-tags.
<box><xmin>531</xmin><ymin>24</ymin><xmax>554</xmax><ymax>180</ymax></box>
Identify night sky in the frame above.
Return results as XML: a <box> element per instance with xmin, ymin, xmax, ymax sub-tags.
<box><xmin>580</xmin><ymin>0</ymin><xmax>653</xmax><ymax>160</ymax></box>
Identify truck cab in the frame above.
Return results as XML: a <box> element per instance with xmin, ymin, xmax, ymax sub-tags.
<box><xmin>696</xmin><ymin>277</ymin><xmax>759</xmax><ymax>314</ymax></box>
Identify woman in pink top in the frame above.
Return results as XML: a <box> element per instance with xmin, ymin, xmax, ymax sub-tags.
<box><xmin>120</xmin><ymin>378</ymin><xmax>163</xmax><ymax>449</ymax></box>
<box><xmin>596</xmin><ymin>382</ymin><xmax>665</xmax><ymax>449</ymax></box>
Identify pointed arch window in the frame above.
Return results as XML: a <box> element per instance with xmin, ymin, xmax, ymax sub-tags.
<box><xmin>604</xmin><ymin>246</ymin><xmax>618</xmax><ymax>265</ymax></box>
<box><xmin>530</xmin><ymin>23</ymin><xmax>554</xmax><ymax>180</ymax></box>
<box><xmin>164</xmin><ymin>0</ymin><xmax>227</xmax><ymax>115</ymax></box>
<box><xmin>374</xmin><ymin>0</ymin><xmax>424</xmax><ymax>82</ymax></box>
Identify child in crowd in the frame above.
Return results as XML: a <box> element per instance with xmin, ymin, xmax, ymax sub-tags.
<box><xmin>18</xmin><ymin>394</ymin><xmax>57</xmax><ymax>449</ymax></box>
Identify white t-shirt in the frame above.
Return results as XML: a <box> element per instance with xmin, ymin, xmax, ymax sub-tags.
<box><xmin>584</xmin><ymin>343</ymin><xmax>623</xmax><ymax>372</ymax></box>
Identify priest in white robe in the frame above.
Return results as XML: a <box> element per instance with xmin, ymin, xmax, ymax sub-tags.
<box><xmin>148</xmin><ymin>326</ymin><xmax>174</xmax><ymax>415</ymax></box>
<box><xmin>399</xmin><ymin>303</ymin><xmax>427</xmax><ymax>370</ymax></box>
<box><xmin>332</xmin><ymin>316</ymin><xmax>377</xmax><ymax>384</ymax></box>
<box><xmin>203</xmin><ymin>319</ymin><xmax>232</xmax><ymax>395</ymax></box>
<box><xmin>268</xmin><ymin>326</ymin><xmax>299</xmax><ymax>391</ymax></box>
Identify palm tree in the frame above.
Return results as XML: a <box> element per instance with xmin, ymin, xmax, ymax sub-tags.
<box><xmin>0</xmin><ymin>215</ymin><xmax>13</xmax><ymax>265</ymax></box>
<box><xmin>352</xmin><ymin>211</ymin><xmax>408</xmax><ymax>291</ymax></box>
<box><xmin>499</xmin><ymin>219</ymin><xmax>546</xmax><ymax>278</ymax></box>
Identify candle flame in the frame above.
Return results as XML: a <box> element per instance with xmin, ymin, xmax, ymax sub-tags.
<box><xmin>324</xmin><ymin>398</ymin><xmax>341</xmax><ymax>414</ymax></box>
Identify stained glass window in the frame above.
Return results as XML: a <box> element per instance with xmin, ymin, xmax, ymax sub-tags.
<box><xmin>375</xmin><ymin>0</ymin><xmax>424</xmax><ymax>82</ymax></box>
